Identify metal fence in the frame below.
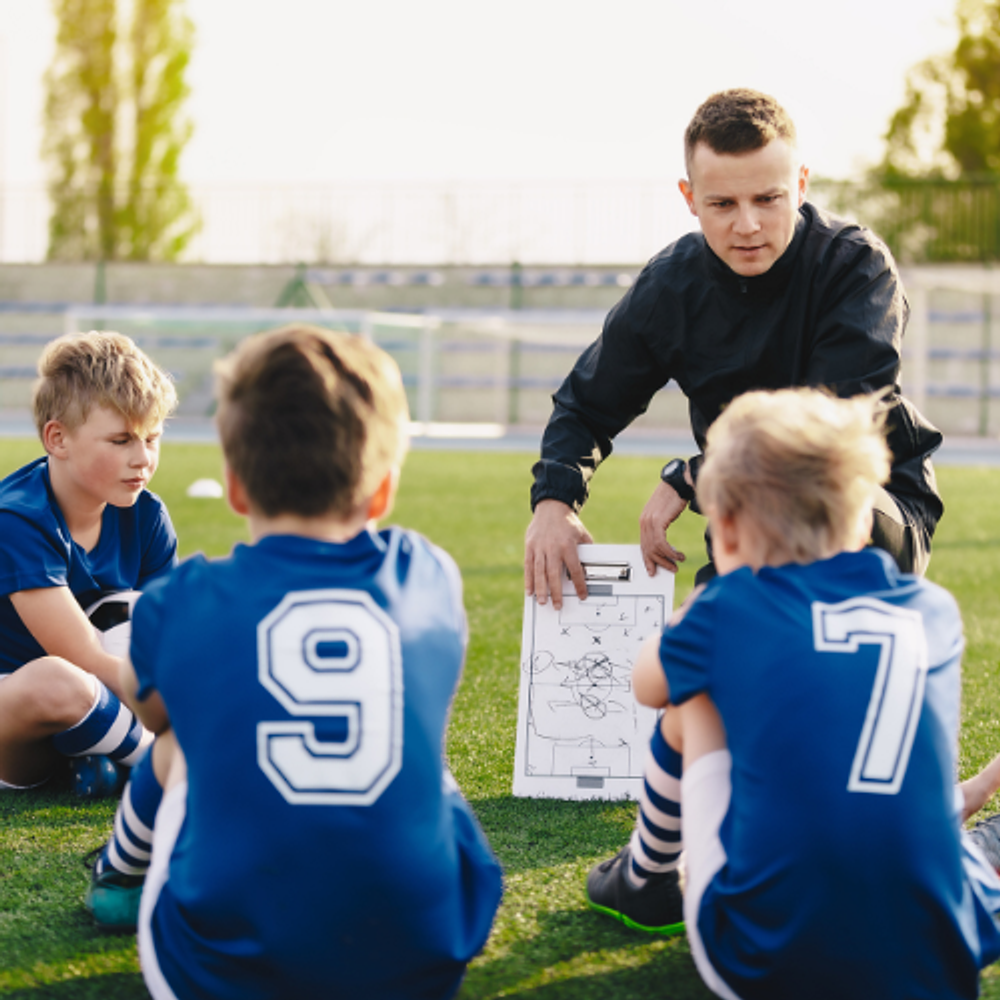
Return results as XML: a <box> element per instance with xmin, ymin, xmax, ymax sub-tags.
<box><xmin>3</xmin><ymin>276</ymin><xmax>1000</xmax><ymax>437</ymax></box>
<box><xmin>814</xmin><ymin>177</ymin><xmax>1000</xmax><ymax>264</ymax></box>
<box><xmin>6</xmin><ymin>176</ymin><xmax>1000</xmax><ymax>267</ymax></box>
<box><xmin>0</xmin><ymin>181</ymin><xmax>694</xmax><ymax>266</ymax></box>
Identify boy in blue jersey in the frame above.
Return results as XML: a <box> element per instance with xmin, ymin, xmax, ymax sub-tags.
<box><xmin>0</xmin><ymin>331</ymin><xmax>177</xmax><ymax>794</ymax></box>
<box><xmin>587</xmin><ymin>388</ymin><xmax>1000</xmax><ymax>1000</ymax></box>
<box><xmin>88</xmin><ymin>324</ymin><xmax>503</xmax><ymax>999</ymax></box>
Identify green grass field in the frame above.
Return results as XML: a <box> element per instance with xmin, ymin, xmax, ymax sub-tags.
<box><xmin>2</xmin><ymin>439</ymin><xmax>1000</xmax><ymax>998</ymax></box>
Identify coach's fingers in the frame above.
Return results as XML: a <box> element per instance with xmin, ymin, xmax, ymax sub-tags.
<box><xmin>641</xmin><ymin>528</ymin><xmax>686</xmax><ymax>574</ymax></box>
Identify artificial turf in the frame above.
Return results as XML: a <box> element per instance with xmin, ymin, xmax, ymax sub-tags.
<box><xmin>1</xmin><ymin>440</ymin><xmax>999</xmax><ymax>998</ymax></box>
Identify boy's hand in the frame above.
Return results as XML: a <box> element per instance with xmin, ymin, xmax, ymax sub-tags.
<box><xmin>120</xmin><ymin>655</ymin><xmax>170</xmax><ymax>734</ymax></box>
<box><xmin>960</xmin><ymin>752</ymin><xmax>1000</xmax><ymax>821</ymax></box>
<box><xmin>10</xmin><ymin>586</ymin><xmax>127</xmax><ymax>698</ymax></box>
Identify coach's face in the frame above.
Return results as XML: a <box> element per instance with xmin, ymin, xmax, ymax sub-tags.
<box><xmin>679</xmin><ymin>138</ymin><xmax>808</xmax><ymax>278</ymax></box>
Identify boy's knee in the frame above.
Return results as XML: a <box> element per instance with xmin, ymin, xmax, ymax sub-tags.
<box><xmin>151</xmin><ymin>728</ymin><xmax>185</xmax><ymax>791</ymax></box>
<box><xmin>11</xmin><ymin>657</ymin><xmax>95</xmax><ymax>727</ymax></box>
<box><xmin>660</xmin><ymin>705</ymin><xmax>683</xmax><ymax>755</ymax></box>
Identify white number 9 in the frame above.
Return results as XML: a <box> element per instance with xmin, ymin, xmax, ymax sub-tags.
<box><xmin>257</xmin><ymin>589</ymin><xmax>403</xmax><ymax>805</ymax></box>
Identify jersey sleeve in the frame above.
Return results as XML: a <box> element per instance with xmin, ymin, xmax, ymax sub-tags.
<box><xmin>0</xmin><ymin>509</ymin><xmax>69</xmax><ymax>597</ymax></box>
<box><xmin>659</xmin><ymin>584</ymin><xmax>720</xmax><ymax>706</ymax></box>
<box><xmin>130</xmin><ymin>569</ymin><xmax>172</xmax><ymax>700</ymax></box>
<box><xmin>429</xmin><ymin>539</ymin><xmax>468</xmax><ymax>652</ymax></box>
<box><xmin>137</xmin><ymin>493</ymin><xmax>179</xmax><ymax>586</ymax></box>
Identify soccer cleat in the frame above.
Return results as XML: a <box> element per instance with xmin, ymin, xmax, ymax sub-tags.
<box><xmin>968</xmin><ymin>815</ymin><xmax>1000</xmax><ymax>873</ymax></box>
<box><xmin>70</xmin><ymin>755</ymin><xmax>127</xmax><ymax>798</ymax></box>
<box><xmin>586</xmin><ymin>845</ymin><xmax>685</xmax><ymax>935</ymax></box>
<box><xmin>83</xmin><ymin>847</ymin><xmax>144</xmax><ymax>932</ymax></box>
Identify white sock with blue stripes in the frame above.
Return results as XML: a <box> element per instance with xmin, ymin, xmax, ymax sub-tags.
<box><xmin>627</xmin><ymin>721</ymin><xmax>683</xmax><ymax>887</ymax></box>
<box><xmin>52</xmin><ymin>678</ymin><xmax>150</xmax><ymax>766</ymax></box>
<box><xmin>96</xmin><ymin>745</ymin><xmax>163</xmax><ymax>878</ymax></box>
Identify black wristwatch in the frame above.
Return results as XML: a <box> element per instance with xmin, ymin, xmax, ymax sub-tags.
<box><xmin>660</xmin><ymin>458</ymin><xmax>695</xmax><ymax>502</ymax></box>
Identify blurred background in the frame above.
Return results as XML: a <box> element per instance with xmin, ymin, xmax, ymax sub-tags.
<box><xmin>2</xmin><ymin>0</ymin><xmax>1000</xmax><ymax>441</ymax></box>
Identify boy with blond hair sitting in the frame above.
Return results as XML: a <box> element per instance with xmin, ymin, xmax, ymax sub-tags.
<box><xmin>587</xmin><ymin>388</ymin><xmax>1000</xmax><ymax>999</ymax></box>
<box><xmin>0</xmin><ymin>331</ymin><xmax>177</xmax><ymax>793</ymax></box>
<box><xmin>88</xmin><ymin>325</ymin><xmax>503</xmax><ymax>999</ymax></box>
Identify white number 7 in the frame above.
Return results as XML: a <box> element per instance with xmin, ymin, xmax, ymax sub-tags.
<box><xmin>812</xmin><ymin>598</ymin><xmax>929</xmax><ymax>795</ymax></box>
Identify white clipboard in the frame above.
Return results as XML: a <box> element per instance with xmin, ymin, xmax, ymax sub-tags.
<box><xmin>512</xmin><ymin>544</ymin><xmax>674</xmax><ymax>800</ymax></box>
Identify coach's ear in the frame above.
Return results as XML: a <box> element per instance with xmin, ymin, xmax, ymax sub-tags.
<box><xmin>366</xmin><ymin>468</ymin><xmax>399</xmax><ymax>523</ymax></box>
<box><xmin>224</xmin><ymin>464</ymin><xmax>251</xmax><ymax>517</ymax></box>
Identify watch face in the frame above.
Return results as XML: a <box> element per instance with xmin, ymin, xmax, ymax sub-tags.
<box><xmin>661</xmin><ymin>459</ymin><xmax>683</xmax><ymax>479</ymax></box>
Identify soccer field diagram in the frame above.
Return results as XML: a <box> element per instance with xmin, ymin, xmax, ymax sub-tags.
<box><xmin>513</xmin><ymin>546</ymin><xmax>673</xmax><ymax>800</ymax></box>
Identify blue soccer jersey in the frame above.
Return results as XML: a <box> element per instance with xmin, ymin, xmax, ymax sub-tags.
<box><xmin>0</xmin><ymin>457</ymin><xmax>177</xmax><ymax>672</ymax></box>
<box><xmin>131</xmin><ymin>528</ymin><xmax>503</xmax><ymax>1000</ymax></box>
<box><xmin>662</xmin><ymin>548</ymin><xmax>1000</xmax><ymax>1000</ymax></box>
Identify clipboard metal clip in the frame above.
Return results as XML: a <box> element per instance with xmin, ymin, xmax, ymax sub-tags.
<box><xmin>580</xmin><ymin>561</ymin><xmax>631</xmax><ymax>583</ymax></box>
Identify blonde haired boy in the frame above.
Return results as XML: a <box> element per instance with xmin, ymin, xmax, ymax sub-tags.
<box><xmin>0</xmin><ymin>331</ymin><xmax>177</xmax><ymax>792</ymax></box>
<box><xmin>89</xmin><ymin>325</ymin><xmax>503</xmax><ymax>998</ymax></box>
<box><xmin>587</xmin><ymin>388</ymin><xmax>1000</xmax><ymax>1000</ymax></box>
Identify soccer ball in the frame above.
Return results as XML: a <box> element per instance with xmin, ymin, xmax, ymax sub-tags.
<box><xmin>71</xmin><ymin>754</ymin><xmax>126</xmax><ymax>797</ymax></box>
<box><xmin>84</xmin><ymin>590</ymin><xmax>140</xmax><ymax>659</ymax></box>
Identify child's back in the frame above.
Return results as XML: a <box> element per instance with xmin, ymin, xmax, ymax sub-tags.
<box><xmin>586</xmin><ymin>388</ymin><xmax>1000</xmax><ymax>1000</ymax></box>
<box><xmin>670</xmin><ymin>546</ymin><xmax>996</xmax><ymax>999</ymax></box>
<box><xmin>125</xmin><ymin>325</ymin><xmax>502</xmax><ymax>1000</ymax></box>
<box><xmin>136</xmin><ymin>528</ymin><xmax>498</xmax><ymax>999</ymax></box>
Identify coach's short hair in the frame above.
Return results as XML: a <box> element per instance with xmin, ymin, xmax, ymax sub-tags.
<box><xmin>214</xmin><ymin>324</ymin><xmax>409</xmax><ymax>519</ymax></box>
<box><xmin>697</xmin><ymin>388</ymin><xmax>890</xmax><ymax>565</ymax></box>
<box><xmin>33</xmin><ymin>330</ymin><xmax>177</xmax><ymax>439</ymax></box>
<box><xmin>684</xmin><ymin>89</ymin><xmax>797</xmax><ymax>174</ymax></box>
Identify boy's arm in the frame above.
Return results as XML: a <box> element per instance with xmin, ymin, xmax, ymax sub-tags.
<box><xmin>118</xmin><ymin>653</ymin><xmax>170</xmax><ymax>734</ymax></box>
<box><xmin>960</xmin><ymin>752</ymin><xmax>1000</xmax><ymax>822</ymax></box>
<box><xmin>633</xmin><ymin>585</ymin><xmax>709</xmax><ymax>709</ymax></box>
<box><xmin>632</xmin><ymin>632</ymin><xmax>669</xmax><ymax>708</ymax></box>
<box><xmin>9</xmin><ymin>586</ymin><xmax>126</xmax><ymax>698</ymax></box>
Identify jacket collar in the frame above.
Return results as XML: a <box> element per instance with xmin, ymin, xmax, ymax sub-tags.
<box><xmin>702</xmin><ymin>204</ymin><xmax>810</xmax><ymax>300</ymax></box>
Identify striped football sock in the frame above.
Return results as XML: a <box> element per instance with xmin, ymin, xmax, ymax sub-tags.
<box><xmin>627</xmin><ymin>719</ymin><xmax>683</xmax><ymax>887</ymax></box>
<box><xmin>52</xmin><ymin>678</ymin><xmax>150</xmax><ymax>766</ymax></box>
<box><xmin>96</xmin><ymin>744</ymin><xmax>163</xmax><ymax>878</ymax></box>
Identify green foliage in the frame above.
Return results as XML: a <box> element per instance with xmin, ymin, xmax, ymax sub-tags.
<box><xmin>2</xmin><ymin>442</ymin><xmax>1000</xmax><ymax>996</ymax></box>
<box><xmin>881</xmin><ymin>0</ymin><xmax>1000</xmax><ymax>179</ymax></box>
<box><xmin>43</xmin><ymin>0</ymin><xmax>198</xmax><ymax>262</ymax></box>
<box><xmin>812</xmin><ymin>0</ymin><xmax>1000</xmax><ymax>263</ymax></box>
<box><xmin>813</xmin><ymin>173</ymin><xmax>1000</xmax><ymax>263</ymax></box>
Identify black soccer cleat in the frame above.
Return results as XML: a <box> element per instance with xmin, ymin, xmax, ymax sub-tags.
<box><xmin>586</xmin><ymin>845</ymin><xmax>685</xmax><ymax>935</ymax></box>
<box><xmin>968</xmin><ymin>814</ymin><xmax>1000</xmax><ymax>873</ymax></box>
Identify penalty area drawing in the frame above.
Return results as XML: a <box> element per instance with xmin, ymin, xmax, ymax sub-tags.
<box><xmin>513</xmin><ymin>544</ymin><xmax>674</xmax><ymax>800</ymax></box>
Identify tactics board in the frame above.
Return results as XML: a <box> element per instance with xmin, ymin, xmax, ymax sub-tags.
<box><xmin>513</xmin><ymin>545</ymin><xmax>674</xmax><ymax>800</ymax></box>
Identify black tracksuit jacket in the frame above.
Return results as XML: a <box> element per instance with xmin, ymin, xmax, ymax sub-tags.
<box><xmin>531</xmin><ymin>201</ymin><xmax>943</xmax><ymax>539</ymax></box>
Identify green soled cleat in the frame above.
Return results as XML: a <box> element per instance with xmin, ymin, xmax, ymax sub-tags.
<box><xmin>83</xmin><ymin>848</ymin><xmax>144</xmax><ymax>932</ymax></box>
<box><xmin>586</xmin><ymin>846</ymin><xmax>686</xmax><ymax>935</ymax></box>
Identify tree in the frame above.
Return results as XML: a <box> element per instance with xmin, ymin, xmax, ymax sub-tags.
<box><xmin>43</xmin><ymin>0</ymin><xmax>197</xmax><ymax>261</ymax></box>
<box><xmin>881</xmin><ymin>0</ymin><xmax>1000</xmax><ymax>178</ymax></box>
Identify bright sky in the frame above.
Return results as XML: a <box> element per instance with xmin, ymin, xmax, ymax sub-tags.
<box><xmin>0</xmin><ymin>0</ymin><xmax>960</xmax><ymax>185</ymax></box>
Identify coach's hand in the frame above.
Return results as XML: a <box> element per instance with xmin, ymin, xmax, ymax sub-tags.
<box><xmin>639</xmin><ymin>481</ymin><xmax>688</xmax><ymax>576</ymax></box>
<box><xmin>525</xmin><ymin>500</ymin><xmax>593</xmax><ymax>610</ymax></box>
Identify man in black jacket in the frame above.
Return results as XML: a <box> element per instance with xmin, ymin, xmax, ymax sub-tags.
<box><xmin>525</xmin><ymin>88</ymin><xmax>943</xmax><ymax>608</ymax></box>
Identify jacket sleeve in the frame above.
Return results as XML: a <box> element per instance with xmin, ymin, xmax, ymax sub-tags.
<box><xmin>530</xmin><ymin>272</ymin><xmax>677</xmax><ymax>512</ymax></box>
<box><xmin>805</xmin><ymin>235</ymin><xmax>943</xmax><ymax>534</ymax></box>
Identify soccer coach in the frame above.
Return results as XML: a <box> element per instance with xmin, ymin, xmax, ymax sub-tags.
<box><xmin>525</xmin><ymin>88</ymin><xmax>944</xmax><ymax>608</ymax></box>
